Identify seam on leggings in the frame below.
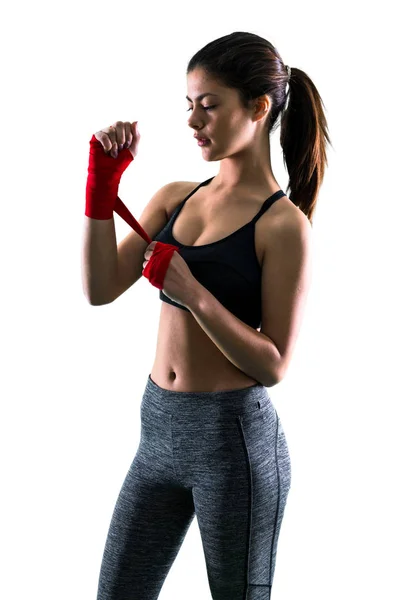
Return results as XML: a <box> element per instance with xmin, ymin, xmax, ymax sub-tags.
<box><xmin>170</xmin><ymin>413</ymin><xmax>179</xmax><ymax>480</ymax></box>
<box><xmin>236</xmin><ymin>415</ymin><xmax>253</xmax><ymax>591</ymax></box>
<box><xmin>269</xmin><ymin>410</ymin><xmax>281</xmax><ymax>585</ymax></box>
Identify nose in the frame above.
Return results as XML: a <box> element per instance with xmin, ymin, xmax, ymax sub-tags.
<box><xmin>188</xmin><ymin>118</ymin><xmax>202</xmax><ymax>130</ymax></box>
<box><xmin>187</xmin><ymin>107</ymin><xmax>204</xmax><ymax>129</ymax></box>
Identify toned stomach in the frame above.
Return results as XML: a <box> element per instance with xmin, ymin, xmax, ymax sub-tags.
<box><xmin>149</xmin><ymin>301</ymin><xmax>261</xmax><ymax>393</ymax></box>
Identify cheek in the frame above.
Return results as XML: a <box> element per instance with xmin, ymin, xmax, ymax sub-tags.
<box><xmin>221</xmin><ymin>113</ymin><xmax>246</xmax><ymax>139</ymax></box>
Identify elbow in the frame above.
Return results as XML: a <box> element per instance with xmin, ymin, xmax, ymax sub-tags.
<box><xmin>81</xmin><ymin>280</ymin><xmax>115</xmax><ymax>306</ymax></box>
<box><xmin>83</xmin><ymin>290</ymin><xmax>114</xmax><ymax>306</ymax></box>
<box><xmin>260</xmin><ymin>366</ymin><xmax>280</xmax><ymax>388</ymax></box>
<box><xmin>88</xmin><ymin>296</ymin><xmax>114</xmax><ymax>306</ymax></box>
<box><xmin>264</xmin><ymin>354</ymin><xmax>286</xmax><ymax>388</ymax></box>
<box><xmin>264</xmin><ymin>373</ymin><xmax>280</xmax><ymax>388</ymax></box>
<box><xmin>273</xmin><ymin>357</ymin><xmax>288</xmax><ymax>386</ymax></box>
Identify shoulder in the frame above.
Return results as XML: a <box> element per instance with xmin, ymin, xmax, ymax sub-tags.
<box><xmin>261</xmin><ymin>197</ymin><xmax>312</xmax><ymax>264</ymax></box>
<box><xmin>272</xmin><ymin>199</ymin><xmax>311</xmax><ymax>232</ymax></box>
<box><xmin>165</xmin><ymin>181</ymin><xmax>201</xmax><ymax>219</ymax></box>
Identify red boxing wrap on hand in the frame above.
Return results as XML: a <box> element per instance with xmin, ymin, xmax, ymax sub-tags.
<box><xmin>142</xmin><ymin>241</ymin><xmax>180</xmax><ymax>290</ymax></box>
<box><xmin>84</xmin><ymin>134</ymin><xmax>181</xmax><ymax>289</ymax></box>
<box><xmin>85</xmin><ymin>134</ymin><xmax>134</xmax><ymax>219</ymax></box>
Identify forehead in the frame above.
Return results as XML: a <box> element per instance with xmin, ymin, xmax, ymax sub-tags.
<box><xmin>186</xmin><ymin>68</ymin><xmax>225</xmax><ymax>95</ymax></box>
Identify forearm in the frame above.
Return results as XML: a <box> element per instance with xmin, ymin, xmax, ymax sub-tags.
<box><xmin>81</xmin><ymin>215</ymin><xmax>118</xmax><ymax>305</ymax></box>
<box><xmin>187</xmin><ymin>284</ymin><xmax>281</xmax><ymax>388</ymax></box>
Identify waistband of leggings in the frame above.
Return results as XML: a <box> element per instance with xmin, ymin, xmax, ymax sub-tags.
<box><xmin>144</xmin><ymin>373</ymin><xmax>273</xmax><ymax>419</ymax></box>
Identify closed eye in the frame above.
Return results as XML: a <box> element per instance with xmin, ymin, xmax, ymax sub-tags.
<box><xmin>186</xmin><ymin>105</ymin><xmax>216</xmax><ymax>112</ymax></box>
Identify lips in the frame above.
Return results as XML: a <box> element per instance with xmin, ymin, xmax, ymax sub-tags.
<box><xmin>194</xmin><ymin>135</ymin><xmax>210</xmax><ymax>141</ymax></box>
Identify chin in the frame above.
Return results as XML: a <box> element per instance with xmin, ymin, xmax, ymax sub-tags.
<box><xmin>201</xmin><ymin>146</ymin><xmax>221</xmax><ymax>162</ymax></box>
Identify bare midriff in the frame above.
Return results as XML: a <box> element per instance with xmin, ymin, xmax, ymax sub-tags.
<box><xmin>149</xmin><ymin>179</ymin><xmax>293</xmax><ymax>393</ymax></box>
<box><xmin>150</xmin><ymin>301</ymin><xmax>261</xmax><ymax>392</ymax></box>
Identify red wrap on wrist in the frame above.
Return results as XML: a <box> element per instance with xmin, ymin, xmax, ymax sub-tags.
<box><xmin>142</xmin><ymin>241</ymin><xmax>180</xmax><ymax>290</ymax></box>
<box><xmin>85</xmin><ymin>134</ymin><xmax>134</xmax><ymax>219</ymax></box>
<box><xmin>84</xmin><ymin>134</ymin><xmax>181</xmax><ymax>289</ymax></box>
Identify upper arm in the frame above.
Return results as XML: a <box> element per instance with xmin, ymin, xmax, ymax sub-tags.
<box><xmin>260</xmin><ymin>209</ymin><xmax>313</xmax><ymax>383</ymax></box>
<box><xmin>110</xmin><ymin>181</ymin><xmax>185</xmax><ymax>302</ymax></box>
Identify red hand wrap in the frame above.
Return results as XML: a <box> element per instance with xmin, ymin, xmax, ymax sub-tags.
<box><xmin>85</xmin><ymin>134</ymin><xmax>134</xmax><ymax>219</ymax></box>
<box><xmin>85</xmin><ymin>134</ymin><xmax>181</xmax><ymax>288</ymax></box>
<box><xmin>142</xmin><ymin>241</ymin><xmax>180</xmax><ymax>290</ymax></box>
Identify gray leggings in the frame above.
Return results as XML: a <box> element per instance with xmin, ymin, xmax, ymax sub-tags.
<box><xmin>96</xmin><ymin>374</ymin><xmax>291</xmax><ymax>600</ymax></box>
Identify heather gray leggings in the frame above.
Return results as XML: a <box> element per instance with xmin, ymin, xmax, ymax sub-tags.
<box><xmin>96</xmin><ymin>374</ymin><xmax>291</xmax><ymax>600</ymax></box>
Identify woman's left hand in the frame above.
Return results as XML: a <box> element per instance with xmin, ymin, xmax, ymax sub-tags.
<box><xmin>142</xmin><ymin>242</ymin><xmax>200</xmax><ymax>309</ymax></box>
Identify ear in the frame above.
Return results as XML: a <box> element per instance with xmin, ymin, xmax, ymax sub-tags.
<box><xmin>253</xmin><ymin>94</ymin><xmax>271</xmax><ymax>122</ymax></box>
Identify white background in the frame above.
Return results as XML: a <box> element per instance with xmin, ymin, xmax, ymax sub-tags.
<box><xmin>1</xmin><ymin>1</ymin><xmax>399</xmax><ymax>599</ymax></box>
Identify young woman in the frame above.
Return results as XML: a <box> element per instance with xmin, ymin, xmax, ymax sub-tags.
<box><xmin>82</xmin><ymin>31</ymin><xmax>331</xmax><ymax>600</ymax></box>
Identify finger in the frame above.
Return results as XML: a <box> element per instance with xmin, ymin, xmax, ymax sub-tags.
<box><xmin>130</xmin><ymin>121</ymin><xmax>138</xmax><ymax>139</ymax></box>
<box><xmin>95</xmin><ymin>131</ymin><xmax>113</xmax><ymax>153</ymax></box>
<box><xmin>99</xmin><ymin>129</ymin><xmax>112</xmax><ymax>156</ymax></box>
<box><xmin>124</xmin><ymin>122</ymin><xmax>132</xmax><ymax>148</ymax></box>
<box><xmin>105</xmin><ymin>124</ymin><xmax>119</xmax><ymax>157</ymax></box>
<box><xmin>107</xmin><ymin>124</ymin><xmax>117</xmax><ymax>147</ymax></box>
<box><xmin>115</xmin><ymin>120</ymin><xmax>126</xmax><ymax>150</ymax></box>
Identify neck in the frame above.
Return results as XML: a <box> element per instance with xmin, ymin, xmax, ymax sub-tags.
<box><xmin>213</xmin><ymin>137</ymin><xmax>279</xmax><ymax>192</ymax></box>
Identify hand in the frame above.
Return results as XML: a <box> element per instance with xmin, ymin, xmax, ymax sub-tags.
<box><xmin>95</xmin><ymin>120</ymin><xmax>140</xmax><ymax>159</ymax></box>
<box><xmin>143</xmin><ymin>242</ymin><xmax>199</xmax><ymax>309</ymax></box>
<box><xmin>85</xmin><ymin>123</ymin><xmax>136</xmax><ymax>220</ymax></box>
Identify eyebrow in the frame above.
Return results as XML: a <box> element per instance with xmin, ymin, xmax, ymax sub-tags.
<box><xmin>186</xmin><ymin>93</ymin><xmax>220</xmax><ymax>102</ymax></box>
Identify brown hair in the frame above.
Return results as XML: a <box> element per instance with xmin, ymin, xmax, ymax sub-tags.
<box><xmin>187</xmin><ymin>32</ymin><xmax>333</xmax><ymax>225</ymax></box>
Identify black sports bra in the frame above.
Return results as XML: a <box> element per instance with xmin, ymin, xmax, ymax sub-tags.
<box><xmin>153</xmin><ymin>177</ymin><xmax>286</xmax><ymax>329</ymax></box>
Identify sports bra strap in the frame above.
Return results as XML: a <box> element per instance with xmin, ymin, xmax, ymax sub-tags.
<box><xmin>250</xmin><ymin>190</ymin><xmax>286</xmax><ymax>224</ymax></box>
<box><xmin>168</xmin><ymin>178</ymin><xmax>284</xmax><ymax>227</ymax></box>
<box><xmin>180</xmin><ymin>177</ymin><xmax>215</xmax><ymax>204</ymax></box>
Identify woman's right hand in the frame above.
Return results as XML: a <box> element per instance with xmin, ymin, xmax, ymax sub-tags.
<box><xmin>94</xmin><ymin>121</ymin><xmax>140</xmax><ymax>159</ymax></box>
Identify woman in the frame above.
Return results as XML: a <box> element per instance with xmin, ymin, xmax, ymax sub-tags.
<box><xmin>82</xmin><ymin>31</ymin><xmax>331</xmax><ymax>600</ymax></box>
